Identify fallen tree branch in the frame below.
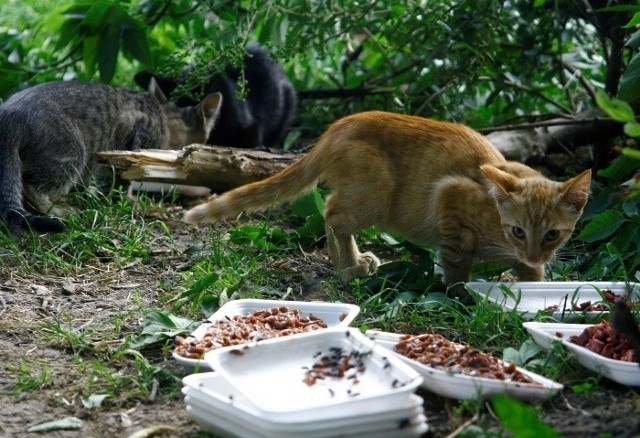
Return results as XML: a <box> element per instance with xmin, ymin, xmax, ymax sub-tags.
<box><xmin>97</xmin><ymin>144</ymin><xmax>300</xmax><ymax>192</ymax></box>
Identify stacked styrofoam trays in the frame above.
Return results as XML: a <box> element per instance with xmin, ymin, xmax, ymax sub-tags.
<box><xmin>182</xmin><ymin>328</ymin><xmax>427</xmax><ymax>437</ymax></box>
<box><xmin>173</xmin><ymin>299</ymin><xmax>361</xmax><ymax>370</ymax></box>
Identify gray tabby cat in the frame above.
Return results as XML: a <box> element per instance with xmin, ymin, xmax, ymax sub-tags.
<box><xmin>0</xmin><ymin>80</ymin><xmax>222</xmax><ymax>234</ymax></box>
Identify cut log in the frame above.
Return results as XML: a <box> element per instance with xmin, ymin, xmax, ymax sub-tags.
<box><xmin>97</xmin><ymin>144</ymin><xmax>301</xmax><ymax>192</ymax></box>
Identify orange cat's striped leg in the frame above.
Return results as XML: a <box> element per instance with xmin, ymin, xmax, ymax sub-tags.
<box><xmin>439</xmin><ymin>247</ymin><xmax>473</xmax><ymax>286</ymax></box>
<box><xmin>325</xmin><ymin>225</ymin><xmax>380</xmax><ymax>282</ymax></box>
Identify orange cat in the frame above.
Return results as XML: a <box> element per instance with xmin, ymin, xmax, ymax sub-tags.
<box><xmin>184</xmin><ymin>111</ymin><xmax>591</xmax><ymax>289</ymax></box>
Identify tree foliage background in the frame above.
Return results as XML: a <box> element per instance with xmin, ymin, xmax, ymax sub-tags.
<box><xmin>1</xmin><ymin>0</ymin><xmax>639</xmax><ymax>279</ymax></box>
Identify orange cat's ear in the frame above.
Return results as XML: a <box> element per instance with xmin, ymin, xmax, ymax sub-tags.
<box><xmin>560</xmin><ymin>169</ymin><xmax>591</xmax><ymax>213</ymax></box>
<box><xmin>481</xmin><ymin>164</ymin><xmax>518</xmax><ymax>203</ymax></box>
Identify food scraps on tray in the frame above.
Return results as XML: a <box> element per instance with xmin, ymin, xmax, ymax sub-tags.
<box><xmin>174</xmin><ymin>306</ymin><xmax>329</xmax><ymax>359</ymax></box>
<box><xmin>544</xmin><ymin>289</ymin><xmax>628</xmax><ymax>312</ymax></box>
<box><xmin>557</xmin><ymin>320</ymin><xmax>639</xmax><ymax>363</ymax></box>
<box><xmin>394</xmin><ymin>333</ymin><xmax>541</xmax><ymax>385</ymax></box>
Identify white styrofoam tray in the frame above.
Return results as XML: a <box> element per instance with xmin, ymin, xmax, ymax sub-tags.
<box><xmin>182</xmin><ymin>372</ymin><xmax>424</xmax><ymax>431</ymax></box>
<box><xmin>367</xmin><ymin>330</ymin><xmax>563</xmax><ymax>401</ymax></box>
<box><xmin>173</xmin><ymin>299</ymin><xmax>360</xmax><ymax>370</ymax></box>
<box><xmin>466</xmin><ymin>281</ymin><xmax>639</xmax><ymax>320</ymax></box>
<box><xmin>205</xmin><ymin>327</ymin><xmax>423</xmax><ymax>420</ymax></box>
<box><xmin>186</xmin><ymin>403</ymin><xmax>429</xmax><ymax>438</ymax></box>
<box><xmin>523</xmin><ymin>322</ymin><xmax>640</xmax><ymax>387</ymax></box>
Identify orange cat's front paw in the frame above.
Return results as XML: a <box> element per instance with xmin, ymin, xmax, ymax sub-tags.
<box><xmin>339</xmin><ymin>252</ymin><xmax>381</xmax><ymax>283</ymax></box>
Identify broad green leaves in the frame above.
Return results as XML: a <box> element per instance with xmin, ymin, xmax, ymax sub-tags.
<box><xmin>617</xmin><ymin>10</ymin><xmax>640</xmax><ymax>101</ymax></box>
<box><xmin>42</xmin><ymin>0</ymin><xmax>152</xmax><ymax>83</ymax></box>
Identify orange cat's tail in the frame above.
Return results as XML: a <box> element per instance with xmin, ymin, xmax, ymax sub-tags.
<box><xmin>184</xmin><ymin>148</ymin><xmax>323</xmax><ymax>224</ymax></box>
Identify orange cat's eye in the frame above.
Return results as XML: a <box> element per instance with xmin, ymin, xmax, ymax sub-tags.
<box><xmin>545</xmin><ymin>230</ymin><xmax>560</xmax><ymax>241</ymax></box>
<box><xmin>511</xmin><ymin>226</ymin><xmax>526</xmax><ymax>239</ymax></box>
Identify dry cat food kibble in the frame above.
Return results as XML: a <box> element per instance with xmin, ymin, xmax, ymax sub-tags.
<box><xmin>567</xmin><ymin>320</ymin><xmax>638</xmax><ymax>362</ymax></box>
<box><xmin>394</xmin><ymin>333</ymin><xmax>539</xmax><ymax>384</ymax></box>
<box><xmin>174</xmin><ymin>306</ymin><xmax>328</xmax><ymax>359</ymax></box>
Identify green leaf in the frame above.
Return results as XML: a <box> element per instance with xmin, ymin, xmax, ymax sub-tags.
<box><xmin>618</xmin><ymin>52</ymin><xmax>640</xmax><ymax>102</ymax></box>
<box><xmin>626</xmin><ymin>30</ymin><xmax>640</xmax><ymax>48</ymax></box>
<box><xmin>82</xmin><ymin>35</ymin><xmax>99</xmax><ymax>78</ymax></box>
<box><xmin>294</xmin><ymin>214</ymin><xmax>325</xmax><ymax>240</ymax></box>
<box><xmin>83</xmin><ymin>0</ymin><xmax>111</xmax><ymax>29</ymax></box>
<box><xmin>290</xmin><ymin>189</ymin><xmax>325</xmax><ymax>219</ymax></box>
<box><xmin>189</xmin><ymin>272</ymin><xmax>220</xmax><ymax>295</ymax></box>
<box><xmin>625</xmin><ymin>12</ymin><xmax>640</xmax><ymax>28</ymax></box>
<box><xmin>597</xmin><ymin>154</ymin><xmax>640</xmax><ymax>181</ymax></box>
<box><xmin>122</xmin><ymin>26</ymin><xmax>152</xmax><ymax>67</ymax></box>
<box><xmin>622</xmin><ymin>147</ymin><xmax>640</xmax><ymax>160</ymax></box>
<box><xmin>624</xmin><ymin>121</ymin><xmax>640</xmax><ymax>137</ymax></box>
<box><xmin>595</xmin><ymin>90</ymin><xmax>635</xmax><ymax>122</ymax></box>
<box><xmin>492</xmin><ymin>395</ymin><xmax>560</xmax><ymax>438</ymax></box>
<box><xmin>97</xmin><ymin>23</ymin><xmax>121</xmax><ymax>83</ymax></box>
<box><xmin>577</xmin><ymin>210</ymin><xmax>627</xmax><ymax>242</ymax></box>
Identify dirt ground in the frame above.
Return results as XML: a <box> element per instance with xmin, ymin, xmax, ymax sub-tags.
<box><xmin>1</xmin><ymin>215</ymin><xmax>640</xmax><ymax>438</ymax></box>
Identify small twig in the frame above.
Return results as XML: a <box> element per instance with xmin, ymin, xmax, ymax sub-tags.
<box><xmin>445</xmin><ymin>414</ymin><xmax>479</xmax><ymax>438</ymax></box>
<box><xmin>561</xmin><ymin>391</ymin><xmax>578</xmax><ymax>412</ymax></box>
<box><xmin>148</xmin><ymin>378</ymin><xmax>159</xmax><ymax>402</ymax></box>
<box><xmin>559</xmin><ymin>57</ymin><xmax>598</xmax><ymax>104</ymax></box>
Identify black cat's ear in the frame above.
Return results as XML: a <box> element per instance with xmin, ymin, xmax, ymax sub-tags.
<box><xmin>134</xmin><ymin>71</ymin><xmax>154</xmax><ymax>89</ymax></box>
<box><xmin>148</xmin><ymin>77</ymin><xmax>169</xmax><ymax>103</ymax></box>
<box><xmin>201</xmin><ymin>92</ymin><xmax>223</xmax><ymax>134</ymax></box>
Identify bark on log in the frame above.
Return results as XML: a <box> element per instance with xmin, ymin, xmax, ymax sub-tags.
<box><xmin>483</xmin><ymin>109</ymin><xmax>622</xmax><ymax>164</ymax></box>
<box><xmin>97</xmin><ymin>144</ymin><xmax>300</xmax><ymax>192</ymax></box>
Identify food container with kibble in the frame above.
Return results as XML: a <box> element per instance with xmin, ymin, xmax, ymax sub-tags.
<box><xmin>524</xmin><ymin>322</ymin><xmax>640</xmax><ymax>386</ymax></box>
<box><xmin>466</xmin><ymin>281</ymin><xmax>639</xmax><ymax>321</ymax></box>
<box><xmin>366</xmin><ymin>330</ymin><xmax>563</xmax><ymax>401</ymax></box>
<box><xmin>173</xmin><ymin>299</ymin><xmax>360</xmax><ymax>370</ymax></box>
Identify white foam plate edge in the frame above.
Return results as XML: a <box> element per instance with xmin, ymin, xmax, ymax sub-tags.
<box><xmin>204</xmin><ymin>327</ymin><xmax>423</xmax><ymax>419</ymax></box>
<box><xmin>186</xmin><ymin>402</ymin><xmax>429</xmax><ymax>438</ymax></box>
<box><xmin>185</xmin><ymin>392</ymin><xmax>425</xmax><ymax>438</ymax></box>
<box><xmin>173</xmin><ymin>299</ymin><xmax>360</xmax><ymax>370</ymax></box>
<box><xmin>466</xmin><ymin>281</ymin><xmax>639</xmax><ymax>320</ymax></box>
<box><xmin>366</xmin><ymin>330</ymin><xmax>563</xmax><ymax>401</ymax></box>
<box><xmin>523</xmin><ymin>322</ymin><xmax>640</xmax><ymax>387</ymax></box>
<box><xmin>182</xmin><ymin>372</ymin><xmax>424</xmax><ymax>429</ymax></box>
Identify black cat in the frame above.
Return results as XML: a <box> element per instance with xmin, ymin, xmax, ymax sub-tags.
<box><xmin>135</xmin><ymin>43</ymin><xmax>297</xmax><ymax>149</ymax></box>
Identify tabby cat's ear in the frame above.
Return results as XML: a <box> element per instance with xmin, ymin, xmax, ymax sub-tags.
<box><xmin>480</xmin><ymin>164</ymin><xmax>518</xmax><ymax>203</ymax></box>
<box><xmin>560</xmin><ymin>169</ymin><xmax>591</xmax><ymax>213</ymax></box>
<box><xmin>148</xmin><ymin>77</ymin><xmax>169</xmax><ymax>103</ymax></box>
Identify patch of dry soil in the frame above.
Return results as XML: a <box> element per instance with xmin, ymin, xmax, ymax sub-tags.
<box><xmin>1</xmin><ymin>217</ymin><xmax>639</xmax><ymax>437</ymax></box>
